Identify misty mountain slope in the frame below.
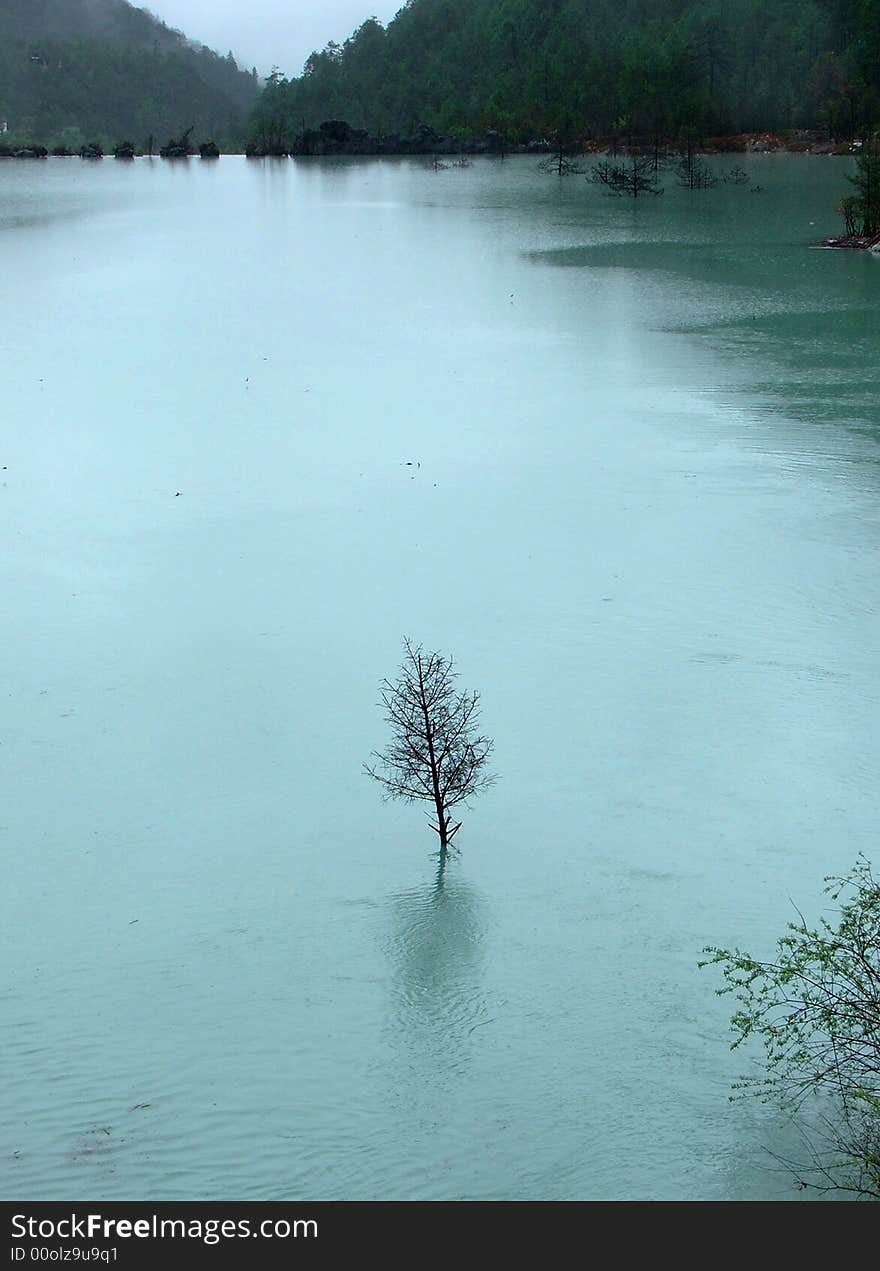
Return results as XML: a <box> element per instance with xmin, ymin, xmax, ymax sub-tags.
<box><xmin>0</xmin><ymin>0</ymin><xmax>259</xmax><ymax>146</ymax></box>
<box><xmin>250</xmin><ymin>0</ymin><xmax>880</xmax><ymax>144</ymax></box>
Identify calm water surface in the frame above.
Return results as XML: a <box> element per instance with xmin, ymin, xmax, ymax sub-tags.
<box><xmin>1</xmin><ymin>154</ymin><xmax>878</xmax><ymax>1199</ymax></box>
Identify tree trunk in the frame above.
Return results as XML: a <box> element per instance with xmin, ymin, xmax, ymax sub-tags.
<box><xmin>416</xmin><ymin>651</ymin><xmax>449</xmax><ymax>853</ymax></box>
<box><xmin>435</xmin><ymin>802</ymin><xmax>449</xmax><ymax>849</ymax></box>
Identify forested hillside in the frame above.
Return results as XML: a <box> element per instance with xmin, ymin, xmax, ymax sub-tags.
<box><xmin>0</xmin><ymin>0</ymin><xmax>259</xmax><ymax>148</ymax></box>
<box><xmin>251</xmin><ymin>0</ymin><xmax>880</xmax><ymax>147</ymax></box>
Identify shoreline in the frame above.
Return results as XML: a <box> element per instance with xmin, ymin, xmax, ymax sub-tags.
<box><xmin>1</xmin><ymin>128</ymin><xmax>867</xmax><ymax>163</ymax></box>
<box><xmin>819</xmin><ymin>232</ymin><xmax>880</xmax><ymax>251</ymax></box>
<box><xmin>244</xmin><ymin>123</ymin><xmax>867</xmax><ymax>160</ymax></box>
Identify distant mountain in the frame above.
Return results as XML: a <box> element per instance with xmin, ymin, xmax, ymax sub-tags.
<box><xmin>250</xmin><ymin>0</ymin><xmax>880</xmax><ymax>147</ymax></box>
<box><xmin>0</xmin><ymin>0</ymin><xmax>260</xmax><ymax>148</ymax></box>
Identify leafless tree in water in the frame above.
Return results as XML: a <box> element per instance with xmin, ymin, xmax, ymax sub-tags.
<box><xmin>591</xmin><ymin>155</ymin><xmax>664</xmax><ymax>196</ymax></box>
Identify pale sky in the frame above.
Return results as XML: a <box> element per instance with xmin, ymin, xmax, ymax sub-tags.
<box><xmin>143</xmin><ymin>1</ymin><xmax>401</xmax><ymax>77</ymax></box>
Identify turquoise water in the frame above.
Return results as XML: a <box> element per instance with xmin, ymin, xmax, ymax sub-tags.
<box><xmin>1</xmin><ymin>153</ymin><xmax>878</xmax><ymax>1199</ymax></box>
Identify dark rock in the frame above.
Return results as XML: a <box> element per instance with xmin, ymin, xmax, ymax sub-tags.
<box><xmin>80</xmin><ymin>142</ymin><xmax>104</xmax><ymax>159</ymax></box>
<box><xmin>376</xmin><ymin>132</ymin><xmax>402</xmax><ymax>154</ymax></box>
<box><xmin>703</xmin><ymin>135</ymin><xmax>748</xmax><ymax>153</ymax></box>
<box><xmin>160</xmin><ymin>127</ymin><xmax>194</xmax><ymax>159</ymax></box>
<box><xmin>302</xmin><ymin>122</ymin><xmax>362</xmax><ymax>154</ymax></box>
<box><xmin>409</xmin><ymin>122</ymin><xmax>445</xmax><ymax>153</ymax></box>
<box><xmin>255</xmin><ymin>118</ymin><xmax>513</xmax><ymax>160</ymax></box>
<box><xmin>246</xmin><ymin>139</ymin><xmax>287</xmax><ymax>157</ymax></box>
<box><xmin>113</xmin><ymin>141</ymin><xmax>136</xmax><ymax>159</ymax></box>
<box><xmin>306</xmin><ymin>120</ymin><xmax>376</xmax><ymax>154</ymax></box>
<box><xmin>199</xmin><ymin>141</ymin><xmax>221</xmax><ymax>159</ymax></box>
<box><xmin>822</xmin><ymin>231</ymin><xmax>880</xmax><ymax>251</ymax></box>
<box><xmin>12</xmin><ymin>146</ymin><xmax>47</xmax><ymax>158</ymax></box>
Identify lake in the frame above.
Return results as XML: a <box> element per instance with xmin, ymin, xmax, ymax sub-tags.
<box><xmin>1</xmin><ymin>153</ymin><xmax>878</xmax><ymax>1200</ymax></box>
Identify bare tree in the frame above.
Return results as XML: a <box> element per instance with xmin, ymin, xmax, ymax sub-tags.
<box><xmin>675</xmin><ymin>137</ymin><xmax>719</xmax><ymax>189</ymax></box>
<box><xmin>538</xmin><ymin>146</ymin><xmax>584</xmax><ymax>176</ymax></box>
<box><xmin>365</xmin><ymin>638</ymin><xmax>496</xmax><ymax>855</ymax></box>
<box><xmin>538</xmin><ymin>122</ymin><xmax>584</xmax><ymax>175</ymax></box>
<box><xmin>590</xmin><ymin>156</ymin><xmax>664</xmax><ymax>197</ymax></box>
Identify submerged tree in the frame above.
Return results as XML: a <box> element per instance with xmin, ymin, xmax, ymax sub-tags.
<box><xmin>590</xmin><ymin>155</ymin><xmax>664</xmax><ymax>197</ymax></box>
<box><xmin>537</xmin><ymin>116</ymin><xmax>584</xmax><ymax>175</ymax></box>
<box><xmin>675</xmin><ymin>140</ymin><xmax>719</xmax><ymax>189</ymax></box>
<box><xmin>538</xmin><ymin>150</ymin><xmax>584</xmax><ymax>175</ymax></box>
<box><xmin>538</xmin><ymin>132</ymin><xmax>584</xmax><ymax>176</ymax></box>
<box><xmin>365</xmin><ymin>639</ymin><xmax>496</xmax><ymax>855</ymax></box>
<box><xmin>701</xmin><ymin>857</ymin><xmax>880</xmax><ymax>1198</ymax></box>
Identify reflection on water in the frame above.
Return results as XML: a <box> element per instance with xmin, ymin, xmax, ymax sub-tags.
<box><xmin>372</xmin><ymin>860</ymin><xmax>505</xmax><ymax>1196</ymax></box>
<box><xmin>718</xmin><ymin>1103</ymin><xmax>841</xmax><ymax>1201</ymax></box>
<box><xmin>383</xmin><ymin>861</ymin><xmax>490</xmax><ymax>1081</ymax></box>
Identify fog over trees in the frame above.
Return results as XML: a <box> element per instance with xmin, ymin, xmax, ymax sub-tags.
<box><xmin>0</xmin><ymin>0</ymin><xmax>258</xmax><ymax>147</ymax></box>
<box><xmin>250</xmin><ymin>0</ymin><xmax>880</xmax><ymax>147</ymax></box>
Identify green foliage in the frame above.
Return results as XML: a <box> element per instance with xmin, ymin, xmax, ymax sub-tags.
<box><xmin>839</xmin><ymin>193</ymin><xmax>864</xmax><ymax>233</ymax></box>
<box><xmin>248</xmin><ymin>0</ymin><xmax>880</xmax><ymax>147</ymax></box>
<box><xmin>843</xmin><ymin>146</ymin><xmax>880</xmax><ymax>234</ymax></box>
<box><xmin>0</xmin><ymin>0</ymin><xmax>258</xmax><ymax>149</ymax></box>
<box><xmin>702</xmin><ymin>857</ymin><xmax>880</xmax><ymax>1197</ymax></box>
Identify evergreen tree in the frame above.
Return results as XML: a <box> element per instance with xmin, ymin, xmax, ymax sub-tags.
<box><xmin>0</xmin><ymin>0</ymin><xmax>257</xmax><ymax>149</ymax></box>
<box><xmin>842</xmin><ymin>144</ymin><xmax>880</xmax><ymax>234</ymax></box>
<box><xmin>247</xmin><ymin>0</ymin><xmax>880</xmax><ymax>147</ymax></box>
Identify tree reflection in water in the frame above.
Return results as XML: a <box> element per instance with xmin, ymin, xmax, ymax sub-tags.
<box><xmin>384</xmin><ymin>857</ymin><xmax>492</xmax><ymax>1084</ymax></box>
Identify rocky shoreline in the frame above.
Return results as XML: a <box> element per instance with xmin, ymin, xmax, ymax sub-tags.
<box><xmin>0</xmin><ymin>123</ymin><xmax>868</xmax><ymax>164</ymax></box>
<box><xmin>246</xmin><ymin>120</ymin><xmax>513</xmax><ymax>158</ymax></box>
<box><xmin>0</xmin><ymin>131</ymin><xmax>221</xmax><ymax>160</ymax></box>
<box><xmin>244</xmin><ymin>122</ymin><xmax>867</xmax><ymax>160</ymax></box>
<box><xmin>820</xmin><ymin>232</ymin><xmax>880</xmax><ymax>251</ymax></box>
